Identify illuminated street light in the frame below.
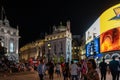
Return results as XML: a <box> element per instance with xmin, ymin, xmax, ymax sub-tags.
<box><xmin>47</xmin><ymin>43</ymin><xmax>51</xmax><ymax>61</ymax></box>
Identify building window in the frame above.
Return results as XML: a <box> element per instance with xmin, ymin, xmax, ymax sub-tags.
<box><xmin>9</xmin><ymin>39</ymin><xmax>14</xmax><ymax>53</ymax></box>
<box><xmin>60</xmin><ymin>41</ymin><xmax>63</xmax><ymax>50</ymax></box>
<box><xmin>68</xmin><ymin>41</ymin><xmax>70</xmax><ymax>51</ymax></box>
<box><xmin>1</xmin><ymin>28</ymin><xmax>4</xmax><ymax>32</ymax></box>
<box><xmin>7</xmin><ymin>30</ymin><xmax>10</xmax><ymax>34</ymax></box>
<box><xmin>13</xmin><ymin>32</ymin><xmax>16</xmax><ymax>35</ymax></box>
<box><xmin>54</xmin><ymin>43</ymin><xmax>56</xmax><ymax>54</ymax></box>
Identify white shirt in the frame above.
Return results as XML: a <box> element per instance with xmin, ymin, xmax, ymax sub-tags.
<box><xmin>70</xmin><ymin>63</ymin><xmax>78</xmax><ymax>75</ymax></box>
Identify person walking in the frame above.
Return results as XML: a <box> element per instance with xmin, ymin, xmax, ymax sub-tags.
<box><xmin>117</xmin><ymin>57</ymin><xmax>120</xmax><ymax>80</ymax></box>
<box><xmin>99</xmin><ymin>58</ymin><xmax>107</xmax><ymax>80</ymax></box>
<box><xmin>64</xmin><ymin>62</ymin><xmax>70</xmax><ymax>80</ymax></box>
<box><xmin>83</xmin><ymin>58</ymin><xmax>100</xmax><ymax>80</ymax></box>
<box><xmin>81</xmin><ymin>59</ymin><xmax>87</xmax><ymax>80</ymax></box>
<box><xmin>109</xmin><ymin>56</ymin><xmax>119</xmax><ymax>80</ymax></box>
<box><xmin>37</xmin><ymin>59</ymin><xmax>46</xmax><ymax>80</ymax></box>
<box><xmin>55</xmin><ymin>62</ymin><xmax>62</xmax><ymax>80</ymax></box>
<box><xmin>70</xmin><ymin>61</ymin><xmax>78</xmax><ymax>80</ymax></box>
<box><xmin>77</xmin><ymin>62</ymin><xmax>81</xmax><ymax>80</ymax></box>
<box><xmin>48</xmin><ymin>61</ymin><xmax>54</xmax><ymax>80</ymax></box>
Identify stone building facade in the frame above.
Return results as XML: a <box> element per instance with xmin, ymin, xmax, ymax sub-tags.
<box><xmin>0</xmin><ymin>8</ymin><xmax>20</xmax><ymax>62</ymax></box>
<box><xmin>45</xmin><ymin>21</ymin><xmax>72</xmax><ymax>63</ymax></box>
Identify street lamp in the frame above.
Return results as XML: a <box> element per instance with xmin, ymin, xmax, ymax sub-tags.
<box><xmin>47</xmin><ymin>43</ymin><xmax>51</xmax><ymax>61</ymax></box>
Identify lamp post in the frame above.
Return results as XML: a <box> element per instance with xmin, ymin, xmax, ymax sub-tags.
<box><xmin>48</xmin><ymin>49</ymin><xmax>50</xmax><ymax>61</ymax></box>
<box><xmin>47</xmin><ymin>43</ymin><xmax>51</xmax><ymax>62</ymax></box>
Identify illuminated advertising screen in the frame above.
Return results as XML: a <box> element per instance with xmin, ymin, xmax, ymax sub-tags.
<box><xmin>85</xmin><ymin>3</ymin><xmax>120</xmax><ymax>53</ymax></box>
<box><xmin>100</xmin><ymin>3</ymin><xmax>120</xmax><ymax>34</ymax></box>
<box><xmin>86</xmin><ymin>37</ymin><xmax>100</xmax><ymax>57</ymax></box>
<box><xmin>85</xmin><ymin>18</ymin><xmax>100</xmax><ymax>44</ymax></box>
<box><xmin>86</xmin><ymin>3</ymin><xmax>120</xmax><ymax>42</ymax></box>
<box><xmin>86</xmin><ymin>42</ymin><xmax>92</xmax><ymax>57</ymax></box>
<box><xmin>94</xmin><ymin>37</ymin><xmax>100</xmax><ymax>54</ymax></box>
<box><xmin>100</xmin><ymin>27</ymin><xmax>120</xmax><ymax>53</ymax></box>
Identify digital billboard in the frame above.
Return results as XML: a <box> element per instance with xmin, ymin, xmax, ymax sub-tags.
<box><xmin>100</xmin><ymin>27</ymin><xmax>120</xmax><ymax>53</ymax></box>
<box><xmin>100</xmin><ymin>3</ymin><xmax>120</xmax><ymax>34</ymax></box>
<box><xmin>85</xmin><ymin>18</ymin><xmax>100</xmax><ymax>44</ymax></box>
<box><xmin>94</xmin><ymin>37</ymin><xmax>100</xmax><ymax>54</ymax></box>
<box><xmin>86</xmin><ymin>42</ymin><xmax>92</xmax><ymax>57</ymax></box>
<box><xmin>85</xmin><ymin>3</ymin><xmax>120</xmax><ymax>54</ymax></box>
<box><xmin>85</xmin><ymin>3</ymin><xmax>120</xmax><ymax>44</ymax></box>
<box><xmin>86</xmin><ymin>37</ymin><xmax>100</xmax><ymax>57</ymax></box>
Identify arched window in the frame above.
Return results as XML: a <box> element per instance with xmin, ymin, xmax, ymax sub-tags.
<box><xmin>9</xmin><ymin>38</ymin><xmax>14</xmax><ymax>53</ymax></box>
<box><xmin>0</xmin><ymin>36</ymin><xmax>5</xmax><ymax>46</ymax></box>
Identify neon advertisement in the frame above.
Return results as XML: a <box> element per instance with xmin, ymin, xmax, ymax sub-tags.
<box><xmin>100</xmin><ymin>27</ymin><xmax>120</xmax><ymax>53</ymax></box>
<box><xmin>85</xmin><ymin>18</ymin><xmax>100</xmax><ymax>44</ymax></box>
<box><xmin>86</xmin><ymin>37</ymin><xmax>100</xmax><ymax>57</ymax></box>
<box><xmin>100</xmin><ymin>3</ymin><xmax>120</xmax><ymax>34</ymax></box>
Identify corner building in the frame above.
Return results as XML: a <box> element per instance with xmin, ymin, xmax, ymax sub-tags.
<box><xmin>45</xmin><ymin>21</ymin><xmax>72</xmax><ymax>63</ymax></box>
<box><xmin>0</xmin><ymin>8</ymin><xmax>20</xmax><ymax>62</ymax></box>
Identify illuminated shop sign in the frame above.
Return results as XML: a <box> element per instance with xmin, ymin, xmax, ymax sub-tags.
<box><xmin>86</xmin><ymin>37</ymin><xmax>100</xmax><ymax>57</ymax></box>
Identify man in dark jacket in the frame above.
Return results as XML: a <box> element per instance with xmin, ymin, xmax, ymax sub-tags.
<box><xmin>48</xmin><ymin>61</ymin><xmax>54</xmax><ymax>80</ymax></box>
<box><xmin>109</xmin><ymin>56</ymin><xmax>119</xmax><ymax>80</ymax></box>
<box><xmin>117</xmin><ymin>57</ymin><xmax>120</xmax><ymax>80</ymax></box>
<box><xmin>99</xmin><ymin>58</ymin><xmax>107</xmax><ymax>80</ymax></box>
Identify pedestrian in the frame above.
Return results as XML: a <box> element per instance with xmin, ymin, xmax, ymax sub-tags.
<box><xmin>37</xmin><ymin>59</ymin><xmax>46</xmax><ymax>80</ymax></box>
<box><xmin>55</xmin><ymin>62</ymin><xmax>62</xmax><ymax>79</ymax></box>
<box><xmin>48</xmin><ymin>60</ymin><xmax>54</xmax><ymax>80</ymax></box>
<box><xmin>109</xmin><ymin>56</ymin><xmax>119</xmax><ymax>80</ymax></box>
<box><xmin>61</xmin><ymin>62</ymin><xmax>66</xmax><ymax>80</ymax></box>
<box><xmin>83</xmin><ymin>58</ymin><xmax>100</xmax><ymax>80</ymax></box>
<box><xmin>77</xmin><ymin>62</ymin><xmax>81</xmax><ymax>80</ymax></box>
<box><xmin>117</xmin><ymin>57</ymin><xmax>120</xmax><ymax>80</ymax></box>
<box><xmin>70</xmin><ymin>61</ymin><xmax>78</xmax><ymax>80</ymax></box>
<box><xmin>81</xmin><ymin>59</ymin><xmax>87</xmax><ymax>80</ymax></box>
<box><xmin>99</xmin><ymin>58</ymin><xmax>107</xmax><ymax>80</ymax></box>
<box><xmin>63</xmin><ymin>62</ymin><xmax>70</xmax><ymax>80</ymax></box>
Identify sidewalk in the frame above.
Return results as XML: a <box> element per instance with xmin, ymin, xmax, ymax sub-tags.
<box><xmin>0</xmin><ymin>70</ymin><xmax>117</xmax><ymax>80</ymax></box>
<box><xmin>0</xmin><ymin>71</ymin><xmax>64</xmax><ymax>80</ymax></box>
<box><xmin>0</xmin><ymin>71</ymin><xmax>39</xmax><ymax>80</ymax></box>
<box><xmin>0</xmin><ymin>71</ymin><xmax>35</xmax><ymax>76</ymax></box>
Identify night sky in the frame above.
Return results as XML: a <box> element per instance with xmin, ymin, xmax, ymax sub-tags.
<box><xmin>0</xmin><ymin>0</ymin><xmax>120</xmax><ymax>48</ymax></box>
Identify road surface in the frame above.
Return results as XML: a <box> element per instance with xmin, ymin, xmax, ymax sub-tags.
<box><xmin>0</xmin><ymin>70</ymin><xmax>119</xmax><ymax>80</ymax></box>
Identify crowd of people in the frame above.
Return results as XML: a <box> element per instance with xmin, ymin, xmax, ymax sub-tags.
<box><xmin>99</xmin><ymin>56</ymin><xmax>120</xmax><ymax>80</ymax></box>
<box><xmin>0</xmin><ymin>42</ymin><xmax>36</xmax><ymax>76</ymax></box>
<box><xmin>37</xmin><ymin>56</ymin><xmax>120</xmax><ymax>80</ymax></box>
<box><xmin>0</xmin><ymin>55</ymin><xmax>120</xmax><ymax>80</ymax></box>
<box><xmin>37</xmin><ymin>58</ymin><xmax>98</xmax><ymax>80</ymax></box>
<box><xmin>0</xmin><ymin>40</ymin><xmax>120</xmax><ymax>80</ymax></box>
<box><xmin>0</xmin><ymin>57</ymin><xmax>37</xmax><ymax>74</ymax></box>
